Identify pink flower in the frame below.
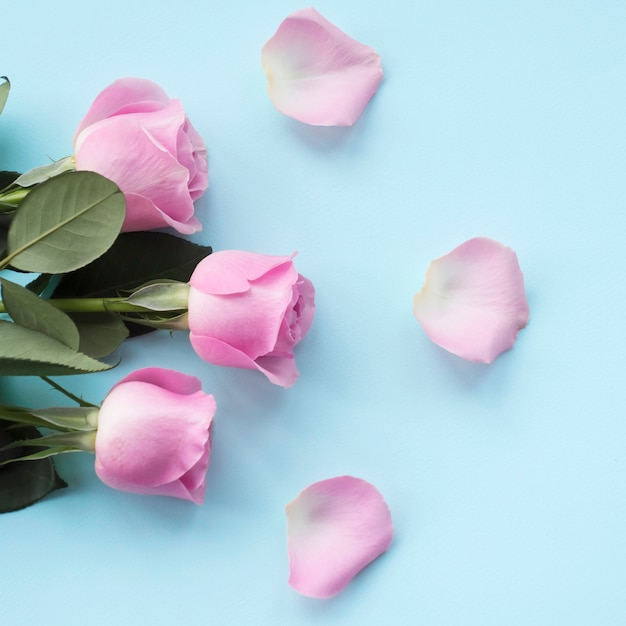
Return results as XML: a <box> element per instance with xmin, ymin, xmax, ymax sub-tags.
<box><xmin>261</xmin><ymin>8</ymin><xmax>383</xmax><ymax>126</ymax></box>
<box><xmin>286</xmin><ymin>476</ymin><xmax>393</xmax><ymax>598</ymax></box>
<box><xmin>413</xmin><ymin>237</ymin><xmax>530</xmax><ymax>362</ymax></box>
<box><xmin>187</xmin><ymin>250</ymin><xmax>315</xmax><ymax>388</ymax></box>
<box><xmin>94</xmin><ymin>367</ymin><xmax>216</xmax><ymax>503</ymax></box>
<box><xmin>73</xmin><ymin>78</ymin><xmax>208</xmax><ymax>234</ymax></box>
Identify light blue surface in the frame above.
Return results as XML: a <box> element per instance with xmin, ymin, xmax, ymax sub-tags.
<box><xmin>2</xmin><ymin>1</ymin><xmax>626</xmax><ymax>624</ymax></box>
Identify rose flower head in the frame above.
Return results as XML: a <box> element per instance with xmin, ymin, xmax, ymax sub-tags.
<box><xmin>95</xmin><ymin>367</ymin><xmax>216</xmax><ymax>503</ymax></box>
<box><xmin>73</xmin><ymin>77</ymin><xmax>208</xmax><ymax>234</ymax></box>
<box><xmin>188</xmin><ymin>250</ymin><xmax>315</xmax><ymax>388</ymax></box>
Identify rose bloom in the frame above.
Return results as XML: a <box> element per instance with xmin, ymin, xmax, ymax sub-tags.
<box><xmin>73</xmin><ymin>77</ymin><xmax>208</xmax><ymax>234</ymax></box>
<box><xmin>188</xmin><ymin>250</ymin><xmax>315</xmax><ymax>388</ymax></box>
<box><xmin>95</xmin><ymin>367</ymin><xmax>216</xmax><ymax>503</ymax></box>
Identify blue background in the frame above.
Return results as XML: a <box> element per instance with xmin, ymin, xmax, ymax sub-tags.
<box><xmin>2</xmin><ymin>1</ymin><xmax>626</xmax><ymax>624</ymax></box>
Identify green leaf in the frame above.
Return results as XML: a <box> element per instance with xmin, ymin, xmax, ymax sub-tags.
<box><xmin>0</xmin><ymin>77</ymin><xmax>9</xmax><ymax>116</ymax></box>
<box><xmin>0</xmin><ymin>320</ymin><xmax>113</xmax><ymax>376</ymax></box>
<box><xmin>0</xmin><ymin>278</ymin><xmax>80</xmax><ymax>349</ymax></box>
<box><xmin>0</xmin><ymin>420</ymin><xmax>67</xmax><ymax>513</ymax></box>
<box><xmin>3</xmin><ymin>171</ymin><xmax>125</xmax><ymax>273</ymax></box>
<box><xmin>53</xmin><ymin>231</ymin><xmax>212</xmax><ymax>297</ymax></box>
<box><xmin>69</xmin><ymin>313</ymin><xmax>129</xmax><ymax>358</ymax></box>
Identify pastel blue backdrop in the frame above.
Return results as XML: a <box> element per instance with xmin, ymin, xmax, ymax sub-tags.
<box><xmin>2</xmin><ymin>1</ymin><xmax>626</xmax><ymax>625</ymax></box>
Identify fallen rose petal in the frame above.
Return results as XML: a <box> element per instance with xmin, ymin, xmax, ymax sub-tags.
<box><xmin>261</xmin><ymin>8</ymin><xmax>383</xmax><ymax>126</ymax></box>
<box><xmin>286</xmin><ymin>476</ymin><xmax>393</xmax><ymax>598</ymax></box>
<box><xmin>413</xmin><ymin>237</ymin><xmax>530</xmax><ymax>363</ymax></box>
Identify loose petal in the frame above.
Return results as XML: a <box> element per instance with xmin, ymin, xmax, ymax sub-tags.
<box><xmin>286</xmin><ymin>476</ymin><xmax>393</xmax><ymax>598</ymax></box>
<box><xmin>413</xmin><ymin>237</ymin><xmax>530</xmax><ymax>363</ymax></box>
<box><xmin>262</xmin><ymin>8</ymin><xmax>383</xmax><ymax>126</ymax></box>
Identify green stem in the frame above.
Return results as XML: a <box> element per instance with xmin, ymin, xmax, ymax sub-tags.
<box><xmin>40</xmin><ymin>376</ymin><xmax>98</xmax><ymax>408</ymax></box>
<box><xmin>0</xmin><ymin>296</ymin><xmax>160</xmax><ymax>314</ymax></box>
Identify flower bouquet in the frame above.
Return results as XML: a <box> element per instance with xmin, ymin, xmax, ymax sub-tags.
<box><xmin>0</xmin><ymin>75</ymin><xmax>315</xmax><ymax>513</ymax></box>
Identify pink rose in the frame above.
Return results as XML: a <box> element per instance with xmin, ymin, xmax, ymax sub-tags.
<box><xmin>73</xmin><ymin>77</ymin><xmax>208</xmax><ymax>234</ymax></box>
<box><xmin>94</xmin><ymin>367</ymin><xmax>216</xmax><ymax>503</ymax></box>
<box><xmin>187</xmin><ymin>250</ymin><xmax>315</xmax><ymax>388</ymax></box>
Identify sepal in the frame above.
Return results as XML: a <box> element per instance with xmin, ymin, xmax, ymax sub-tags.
<box><xmin>0</xmin><ymin>429</ymin><xmax>96</xmax><ymax>466</ymax></box>
<box><xmin>124</xmin><ymin>281</ymin><xmax>190</xmax><ymax>311</ymax></box>
<box><xmin>13</xmin><ymin>156</ymin><xmax>75</xmax><ymax>187</ymax></box>
<box><xmin>0</xmin><ymin>405</ymin><xmax>99</xmax><ymax>431</ymax></box>
<box><xmin>117</xmin><ymin>311</ymin><xmax>189</xmax><ymax>331</ymax></box>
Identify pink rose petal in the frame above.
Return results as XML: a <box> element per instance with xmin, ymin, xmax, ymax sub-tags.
<box><xmin>286</xmin><ymin>476</ymin><xmax>393</xmax><ymax>598</ymax></box>
<box><xmin>73</xmin><ymin>77</ymin><xmax>170</xmax><ymax>140</ymax></box>
<box><xmin>190</xmin><ymin>334</ymin><xmax>300</xmax><ymax>388</ymax></box>
<box><xmin>413</xmin><ymin>237</ymin><xmax>530</xmax><ymax>363</ymax></box>
<box><xmin>189</xmin><ymin>250</ymin><xmax>296</xmax><ymax>295</ymax></box>
<box><xmin>261</xmin><ymin>8</ymin><xmax>383</xmax><ymax>126</ymax></box>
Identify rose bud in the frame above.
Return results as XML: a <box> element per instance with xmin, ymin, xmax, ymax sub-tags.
<box><xmin>188</xmin><ymin>250</ymin><xmax>315</xmax><ymax>387</ymax></box>
<box><xmin>94</xmin><ymin>367</ymin><xmax>215</xmax><ymax>503</ymax></box>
